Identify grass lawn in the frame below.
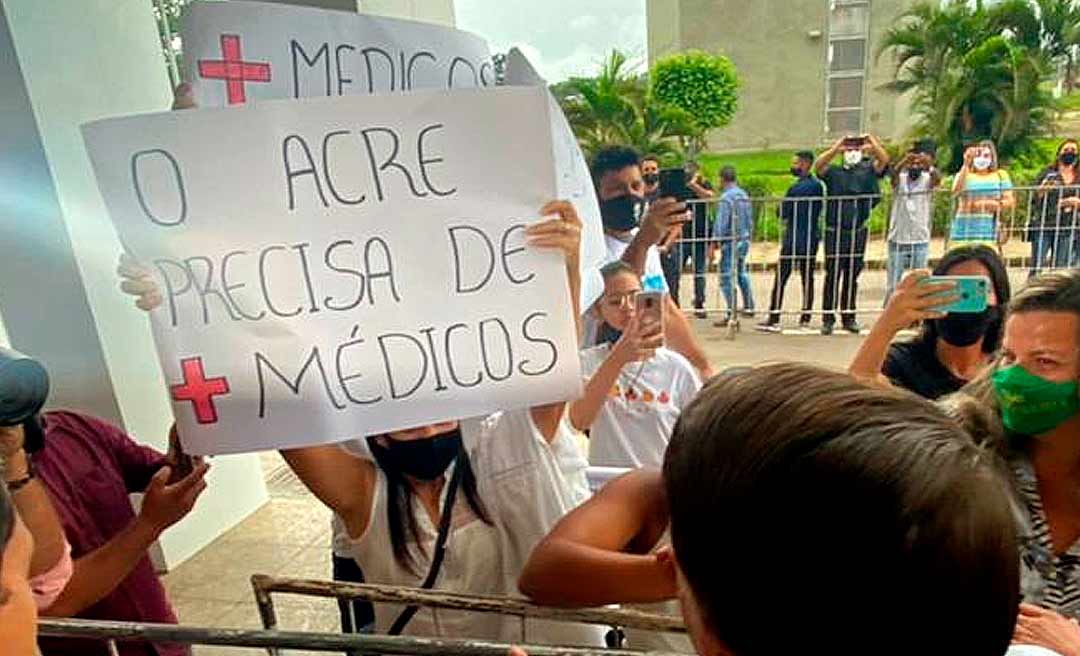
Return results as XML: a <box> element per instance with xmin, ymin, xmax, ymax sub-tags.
<box><xmin>697</xmin><ymin>150</ymin><xmax>794</xmax><ymax>197</ymax></box>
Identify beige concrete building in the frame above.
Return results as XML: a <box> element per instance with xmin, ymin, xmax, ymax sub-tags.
<box><xmin>647</xmin><ymin>0</ymin><xmax>916</xmax><ymax>152</ymax></box>
<box><xmin>260</xmin><ymin>0</ymin><xmax>456</xmax><ymax>26</ymax></box>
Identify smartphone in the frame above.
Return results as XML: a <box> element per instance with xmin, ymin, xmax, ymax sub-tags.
<box><xmin>636</xmin><ymin>291</ymin><xmax>666</xmax><ymax>340</ymax></box>
<box><xmin>658</xmin><ymin>168</ymin><xmax>690</xmax><ymax>200</ymax></box>
<box><xmin>921</xmin><ymin>275</ymin><xmax>990</xmax><ymax>313</ymax></box>
<box><xmin>167</xmin><ymin>425</ymin><xmax>196</xmax><ymax>484</ymax></box>
<box><xmin>843</xmin><ymin>135</ymin><xmax>867</xmax><ymax>148</ymax></box>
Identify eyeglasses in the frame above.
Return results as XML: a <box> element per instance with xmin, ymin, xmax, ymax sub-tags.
<box><xmin>603</xmin><ymin>291</ymin><xmax>641</xmax><ymax>309</ymax></box>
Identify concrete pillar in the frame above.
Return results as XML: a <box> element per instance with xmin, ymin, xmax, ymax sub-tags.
<box><xmin>0</xmin><ymin>0</ymin><xmax>267</xmax><ymax>569</ymax></box>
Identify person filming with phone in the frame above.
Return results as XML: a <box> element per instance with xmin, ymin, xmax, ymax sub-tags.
<box><xmin>848</xmin><ymin>245</ymin><xmax>1011</xmax><ymax>400</ymax></box>
<box><xmin>1030</xmin><ymin>139</ymin><xmax>1080</xmax><ymax>276</ymax></box>
<box><xmin>570</xmin><ymin>261</ymin><xmax>702</xmax><ymax>469</ymax></box>
<box><xmin>814</xmin><ymin>133</ymin><xmax>890</xmax><ymax>335</ymax></box>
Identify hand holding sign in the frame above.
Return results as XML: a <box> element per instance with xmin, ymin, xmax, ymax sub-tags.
<box><xmin>86</xmin><ymin>87</ymin><xmax>582</xmax><ymax>455</ymax></box>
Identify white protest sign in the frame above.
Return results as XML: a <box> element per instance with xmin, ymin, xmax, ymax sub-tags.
<box><xmin>505</xmin><ymin>48</ymin><xmax>606</xmax><ymax>309</ymax></box>
<box><xmin>181</xmin><ymin>1</ymin><xmax>605</xmax><ymax>308</ymax></box>
<box><xmin>82</xmin><ymin>87</ymin><xmax>581</xmax><ymax>455</ymax></box>
<box><xmin>181</xmin><ymin>0</ymin><xmax>493</xmax><ymax>106</ymax></box>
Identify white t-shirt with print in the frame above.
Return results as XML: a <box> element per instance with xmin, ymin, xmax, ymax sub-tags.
<box><xmin>579</xmin><ymin>344</ymin><xmax>701</xmax><ymax>468</ymax></box>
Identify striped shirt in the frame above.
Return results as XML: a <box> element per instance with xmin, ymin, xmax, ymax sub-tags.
<box><xmin>1014</xmin><ymin>456</ymin><xmax>1080</xmax><ymax>619</ymax></box>
<box><xmin>951</xmin><ymin>170</ymin><xmax>1012</xmax><ymax>243</ymax></box>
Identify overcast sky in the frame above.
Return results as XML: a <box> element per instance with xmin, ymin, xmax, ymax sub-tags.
<box><xmin>454</xmin><ymin>0</ymin><xmax>648</xmax><ymax>83</ymax></box>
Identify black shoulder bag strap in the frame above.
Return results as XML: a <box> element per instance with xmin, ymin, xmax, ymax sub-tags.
<box><xmin>387</xmin><ymin>447</ymin><xmax>467</xmax><ymax>635</ymax></box>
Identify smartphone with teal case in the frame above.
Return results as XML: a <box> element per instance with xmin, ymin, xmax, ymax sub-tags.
<box><xmin>921</xmin><ymin>275</ymin><xmax>990</xmax><ymax>313</ymax></box>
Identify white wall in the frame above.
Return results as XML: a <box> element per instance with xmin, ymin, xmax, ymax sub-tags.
<box><xmin>361</xmin><ymin>0</ymin><xmax>456</xmax><ymax>27</ymax></box>
<box><xmin>1</xmin><ymin>0</ymin><xmax>267</xmax><ymax>569</ymax></box>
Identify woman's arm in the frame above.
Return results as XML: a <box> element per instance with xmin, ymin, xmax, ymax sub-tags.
<box><xmin>569</xmin><ymin>318</ymin><xmax>660</xmax><ymax>432</ymax></box>
<box><xmin>849</xmin><ymin>271</ymin><xmax>955</xmax><ymax>388</ymax></box>
<box><xmin>519</xmin><ymin>470</ymin><xmax>673</xmax><ymax>607</ymax></box>
<box><xmin>280</xmin><ymin>446</ymin><xmax>375</xmax><ymax>538</ymax></box>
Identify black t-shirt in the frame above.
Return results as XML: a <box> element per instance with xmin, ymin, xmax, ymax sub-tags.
<box><xmin>821</xmin><ymin>161</ymin><xmax>883</xmax><ymax>229</ymax></box>
<box><xmin>882</xmin><ymin>338</ymin><xmax>966</xmax><ymax>400</ymax></box>
<box><xmin>685</xmin><ymin>179</ymin><xmax>714</xmax><ymax>239</ymax></box>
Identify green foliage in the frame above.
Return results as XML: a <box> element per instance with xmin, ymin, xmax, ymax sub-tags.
<box><xmin>650</xmin><ymin>51</ymin><xmax>740</xmax><ymax>155</ymax></box>
<box><xmin>553</xmin><ymin>50</ymin><xmax>690</xmax><ymax>162</ymax></box>
<box><xmin>878</xmin><ymin>0</ymin><xmax>1058</xmax><ymax>171</ymax></box>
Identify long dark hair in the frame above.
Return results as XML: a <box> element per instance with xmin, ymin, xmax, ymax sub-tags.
<box><xmin>918</xmin><ymin>245</ymin><xmax>1011</xmax><ymax>353</ymax></box>
<box><xmin>367</xmin><ymin>436</ymin><xmax>492</xmax><ymax>575</ymax></box>
<box><xmin>1054</xmin><ymin>139</ymin><xmax>1079</xmax><ymax>171</ymax></box>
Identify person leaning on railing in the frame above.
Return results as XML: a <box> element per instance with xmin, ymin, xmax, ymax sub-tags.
<box><xmin>1030</xmin><ymin>139</ymin><xmax>1080</xmax><ymax>276</ymax></box>
<box><xmin>951</xmin><ymin>140</ymin><xmax>1016</xmax><ymax>248</ymax></box>
<box><xmin>848</xmin><ymin>245</ymin><xmax>1010</xmax><ymax>400</ymax></box>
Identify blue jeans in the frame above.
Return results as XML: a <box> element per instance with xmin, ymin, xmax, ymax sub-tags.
<box><xmin>719</xmin><ymin>239</ymin><xmax>754</xmax><ymax>314</ymax></box>
<box><xmin>885</xmin><ymin>241</ymin><xmax>929</xmax><ymax>304</ymax></box>
<box><xmin>1030</xmin><ymin>228</ymin><xmax>1076</xmax><ymax>277</ymax></box>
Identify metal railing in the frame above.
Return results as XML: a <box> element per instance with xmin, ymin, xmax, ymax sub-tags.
<box><xmin>37</xmin><ymin>617</ymin><xmax>681</xmax><ymax>656</ymax></box>
<box><xmin>664</xmin><ymin>183</ymin><xmax>1080</xmax><ymax>336</ymax></box>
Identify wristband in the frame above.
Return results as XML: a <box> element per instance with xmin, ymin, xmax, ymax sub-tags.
<box><xmin>6</xmin><ymin>458</ymin><xmax>35</xmax><ymax>492</ymax></box>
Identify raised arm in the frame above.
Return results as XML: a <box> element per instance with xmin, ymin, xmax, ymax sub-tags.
<box><xmin>42</xmin><ymin>461</ymin><xmax>209</xmax><ymax>617</ymax></box>
<box><xmin>664</xmin><ymin>300</ymin><xmax>713</xmax><ymax>378</ymax></box>
<box><xmin>866</xmin><ymin>134</ymin><xmax>891</xmax><ymax>175</ymax></box>
<box><xmin>527</xmin><ymin>200</ymin><xmax>584</xmax><ymax>442</ymax></box>
<box><xmin>569</xmin><ymin>317</ymin><xmax>661</xmax><ymax>432</ymax></box>
<box><xmin>1</xmin><ymin>426</ymin><xmax>65</xmax><ymax>577</ymax></box>
<box><xmin>622</xmin><ymin>197</ymin><xmax>688</xmax><ymax>276</ymax></box>
<box><xmin>519</xmin><ymin>469</ymin><xmax>673</xmax><ymax>607</ymax></box>
<box><xmin>815</xmin><ymin>138</ymin><xmax>843</xmax><ymax>178</ymax></box>
<box><xmin>280</xmin><ymin>446</ymin><xmax>375</xmax><ymax>538</ymax></box>
<box><xmin>848</xmin><ymin>271</ymin><xmax>955</xmax><ymax>389</ymax></box>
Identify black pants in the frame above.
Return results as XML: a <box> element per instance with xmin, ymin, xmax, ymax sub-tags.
<box><xmin>660</xmin><ymin>240</ymin><xmax>708</xmax><ymax>308</ymax></box>
<box><xmin>767</xmin><ymin>252</ymin><xmax>815</xmax><ymax>324</ymax></box>
<box><xmin>333</xmin><ymin>554</ymin><xmax>375</xmax><ymax>653</ymax></box>
<box><xmin>822</xmin><ymin>226</ymin><xmax>868</xmax><ymax>326</ymax></box>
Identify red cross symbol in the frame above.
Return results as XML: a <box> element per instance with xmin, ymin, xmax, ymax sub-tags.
<box><xmin>197</xmin><ymin>34</ymin><xmax>271</xmax><ymax>105</ymax></box>
<box><xmin>170</xmin><ymin>357</ymin><xmax>230</xmax><ymax>425</ymax></box>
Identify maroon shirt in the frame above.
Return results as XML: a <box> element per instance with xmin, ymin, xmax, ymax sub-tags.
<box><xmin>34</xmin><ymin>411</ymin><xmax>186</xmax><ymax>656</ymax></box>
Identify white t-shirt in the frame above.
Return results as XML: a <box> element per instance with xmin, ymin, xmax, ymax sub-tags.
<box><xmin>604</xmin><ymin>230</ymin><xmax>669</xmax><ymax>292</ymax></box>
<box><xmin>346</xmin><ymin>409</ymin><xmax>603</xmax><ymax>646</ymax></box>
<box><xmin>579</xmin><ymin>345</ymin><xmax>701</xmax><ymax>468</ymax></box>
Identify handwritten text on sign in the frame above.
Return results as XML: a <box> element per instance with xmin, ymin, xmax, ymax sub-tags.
<box><xmin>82</xmin><ymin>88</ymin><xmax>581</xmax><ymax>455</ymax></box>
<box><xmin>182</xmin><ymin>0</ymin><xmax>493</xmax><ymax>107</ymax></box>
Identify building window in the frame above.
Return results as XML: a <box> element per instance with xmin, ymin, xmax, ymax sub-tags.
<box><xmin>825</xmin><ymin>0</ymin><xmax>870</xmax><ymax>137</ymax></box>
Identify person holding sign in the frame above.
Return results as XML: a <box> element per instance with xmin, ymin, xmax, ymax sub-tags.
<box><xmin>571</xmin><ymin>261</ymin><xmax>701</xmax><ymax>469</ymax></box>
<box><xmin>589</xmin><ymin>146</ymin><xmax>714</xmax><ymax>379</ymax></box>
<box><xmin>121</xmin><ymin>200</ymin><xmax>600</xmax><ymax>644</ymax></box>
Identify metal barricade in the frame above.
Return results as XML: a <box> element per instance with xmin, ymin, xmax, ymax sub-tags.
<box><xmin>664</xmin><ymin>182</ymin><xmax>1080</xmax><ymax>339</ymax></box>
<box><xmin>37</xmin><ymin>617</ymin><xmax>681</xmax><ymax>656</ymax></box>
<box><xmin>251</xmin><ymin>576</ymin><xmax>686</xmax><ymax>655</ymax></box>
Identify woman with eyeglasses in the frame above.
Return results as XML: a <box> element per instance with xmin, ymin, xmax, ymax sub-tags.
<box><xmin>571</xmin><ymin>260</ymin><xmax>701</xmax><ymax>469</ymax></box>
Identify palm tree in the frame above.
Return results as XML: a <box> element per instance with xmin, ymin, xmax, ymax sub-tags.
<box><xmin>878</xmin><ymin>0</ymin><xmax>1055</xmax><ymax>170</ymax></box>
<box><xmin>1036</xmin><ymin>0</ymin><xmax>1080</xmax><ymax>91</ymax></box>
<box><xmin>553</xmin><ymin>50</ymin><xmax>687</xmax><ymax>161</ymax></box>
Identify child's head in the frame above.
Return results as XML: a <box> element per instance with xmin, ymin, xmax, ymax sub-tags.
<box><xmin>595</xmin><ymin>261</ymin><xmax>642</xmax><ymax>333</ymax></box>
<box><xmin>664</xmin><ymin>363</ymin><xmax>1019</xmax><ymax>656</ymax></box>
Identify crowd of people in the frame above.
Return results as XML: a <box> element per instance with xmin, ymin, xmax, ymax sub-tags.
<box><xmin>7</xmin><ymin>85</ymin><xmax>1080</xmax><ymax>656</ymax></box>
<box><xmin>645</xmin><ymin>135</ymin><xmax>1080</xmax><ymax>338</ymax></box>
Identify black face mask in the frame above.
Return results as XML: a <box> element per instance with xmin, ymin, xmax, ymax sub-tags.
<box><xmin>643</xmin><ymin>173</ymin><xmax>659</xmax><ymax>186</ymax></box>
<box><xmin>935</xmin><ymin>306</ymin><xmax>1000</xmax><ymax>347</ymax></box>
<box><xmin>368</xmin><ymin>428</ymin><xmax>463</xmax><ymax>481</ymax></box>
<box><xmin>600</xmin><ymin>194</ymin><xmax>643</xmax><ymax>232</ymax></box>
<box><xmin>790</xmin><ymin>166</ymin><xmax>803</xmax><ymax>177</ymax></box>
<box><xmin>597</xmin><ymin>322</ymin><xmax>623</xmax><ymax>345</ymax></box>
<box><xmin>1063</xmin><ymin>152</ymin><xmax>1078</xmax><ymax>166</ymax></box>
<box><xmin>908</xmin><ymin>167</ymin><xmax>924</xmax><ymax>182</ymax></box>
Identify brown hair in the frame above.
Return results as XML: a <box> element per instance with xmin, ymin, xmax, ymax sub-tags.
<box><xmin>664</xmin><ymin>363</ymin><xmax>1019</xmax><ymax>656</ymax></box>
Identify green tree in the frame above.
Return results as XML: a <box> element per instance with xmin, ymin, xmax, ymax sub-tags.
<box><xmin>879</xmin><ymin>0</ymin><xmax>1055</xmax><ymax>171</ymax></box>
<box><xmin>151</xmin><ymin>0</ymin><xmax>190</xmax><ymax>85</ymax></box>
<box><xmin>649</xmin><ymin>50</ymin><xmax>739</xmax><ymax>156</ymax></box>
<box><xmin>553</xmin><ymin>50</ymin><xmax>689</xmax><ymax>162</ymax></box>
<box><xmin>1036</xmin><ymin>0</ymin><xmax>1080</xmax><ymax>91</ymax></box>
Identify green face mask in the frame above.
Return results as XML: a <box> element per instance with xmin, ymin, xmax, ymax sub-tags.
<box><xmin>992</xmin><ymin>364</ymin><xmax>1080</xmax><ymax>436</ymax></box>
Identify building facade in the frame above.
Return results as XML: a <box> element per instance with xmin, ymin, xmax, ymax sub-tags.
<box><xmin>647</xmin><ymin>0</ymin><xmax>915</xmax><ymax>152</ymax></box>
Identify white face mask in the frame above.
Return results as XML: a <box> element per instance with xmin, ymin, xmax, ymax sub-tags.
<box><xmin>973</xmin><ymin>155</ymin><xmax>992</xmax><ymax>171</ymax></box>
<box><xmin>843</xmin><ymin>150</ymin><xmax>863</xmax><ymax>167</ymax></box>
